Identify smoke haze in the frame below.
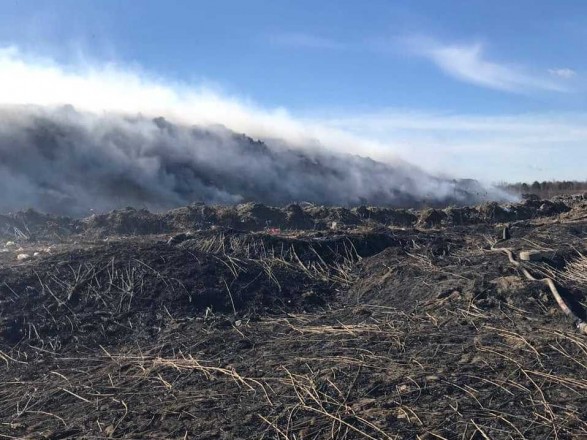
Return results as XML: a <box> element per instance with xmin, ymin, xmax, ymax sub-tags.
<box><xmin>0</xmin><ymin>48</ymin><xmax>515</xmax><ymax>215</ymax></box>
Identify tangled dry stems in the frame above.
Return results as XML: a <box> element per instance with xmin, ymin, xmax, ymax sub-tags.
<box><xmin>2</xmin><ymin>213</ymin><xmax>587</xmax><ymax>438</ymax></box>
<box><xmin>2</xmin><ymin>303</ymin><xmax>587</xmax><ymax>439</ymax></box>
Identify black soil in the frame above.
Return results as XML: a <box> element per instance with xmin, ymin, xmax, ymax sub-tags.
<box><xmin>1</xmin><ymin>196</ymin><xmax>587</xmax><ymax>439</ymax></box>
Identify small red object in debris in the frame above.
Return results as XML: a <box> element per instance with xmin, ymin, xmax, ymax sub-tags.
<box><xmin>267</xmin><ymin>227</ymin><xmax>281</xmax><ymax>235</ymax></box>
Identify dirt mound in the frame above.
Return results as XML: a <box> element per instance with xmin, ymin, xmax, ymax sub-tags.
<box><xmin>234</xmin><ymin>202</ymin><xmax>287</xmax><ymax>230</ymax></box>
<box><xmin>476</xmin><ymin>199</ymin><xmax>570</xmax><ymax>223</ymax></box>
<box><xmin>559</xmin><ymin>199</ymin><xmax>587</xmax><ymax>222</ymax></box>
<box><xmin>347</xmin><ymin>225</ymin><xmax>587</xmax><ymax>320</ymax></box>
<box><xmin>443</xmin><ymin>205</ymin><xmax>478</xmax><ymax>225</ymax></box>
<box><xmin>82</xmin><ymin>207</ymin><xmax>171</xmax><ymax>236</ymax></box>
<box><xmin>405</xmin><ymin>199</ymin><xmax>573</xmax><ymax>229</ymax></box>
<box><xmin>347</xmin><ymin>232</ymin><xmax>478</xmax><ymax>311</ymax></box>
<box><xmin>0</xmin><ymin>241</ymin><xmax>333</xmax><ymax>348</ymax></box>
<box><xmin>0</xmin><ymin>209</ymin><xmax>80</xmax><ymax>240</ymax></box>
<box><xmin>162</xmin><ymin>202</ymin><xmax>218</xmax><ymax>229</ymax></box>
<box><xmin>303</xmin><ymin>206</ymin><xmax>361</xmax><ymax>228</ymax></box>
<box><xmin>477</xmin><ymin>202</ymin><xmax>517</xmax><ymax>223</ymax></box>
<box><xmin>355</xmin><ymin>206</ymin><xmax>417</xmax><ymax>227</ymax></box>
<box><xmin>417</xmin><ymin>208</ymin><xmax>447</xmax><ymax>228</ymax></box>
<box><xmin>284</xmin><ymin>203</ymin><xmax>315</xmax><ymax>229</ymax></box>
<box><xmin>176</xmin><ymin>229</ymin><xmax>402</xmax><ymax>267</ymax></box>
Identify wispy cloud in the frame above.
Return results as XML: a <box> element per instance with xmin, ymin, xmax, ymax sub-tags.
<box><xmin>317</xmin><ymin>110</ymin><xmax>587</xmax><ymax>181</ymax></box>
<box><xmin>269</xmin><ymin>33</ymin><xmax>345</xmax><ymax>50</ymax></box>
<box><xmin>549</xmin><ymin>68</ymin><xmax>576</xmax><ymax>79</ymax></box>
<box><xmin>405</xmin><ymin>37</ymin><xmax>566</xmax><ymax>93</ymax></box>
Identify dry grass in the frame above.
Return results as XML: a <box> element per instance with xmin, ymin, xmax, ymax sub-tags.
<box><xmin>2</xmin><ymin>304</ymin><xmax>587</xmax><ymax>439</ymax></box>
<box><xmin>555</xmin><ymin>252</ymin><xmax>587</xmax><ymax>286</ymax></box>
<box><xmin>191</xmin><ymin>232</ymin><xmax>361</xmax><ymax>287</ymax></box>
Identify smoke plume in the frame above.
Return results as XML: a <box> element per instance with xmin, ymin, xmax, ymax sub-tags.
<box><xmin>0</xmin><ymin>105</ymin><xmax>512</xmax><ymax>216</ymax></box>
<box><xmin>0</xmin><ymin>48</ymin><xmax>515</xmax><ymax>215</ymax></box>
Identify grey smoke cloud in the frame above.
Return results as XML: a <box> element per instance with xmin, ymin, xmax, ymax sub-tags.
<box><xmin>0</xmin><ymin>46</ymin><xmax>581</xmax><ymax>184</ymax></box>
<box><xmin>0</xmin><ymin>48</ymin><xmax>518</xmax><ymax>214</ymax></box>
<box><xmin>0</xmin><ymin>105</ymin><xmax>513</xmax><ymax>216</ymax></box>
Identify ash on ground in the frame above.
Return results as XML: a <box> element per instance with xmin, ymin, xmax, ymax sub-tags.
<box><xmin>1</xmin><ymin>195</ymin><xmax>587</xmax><ymax>439</ymax></box>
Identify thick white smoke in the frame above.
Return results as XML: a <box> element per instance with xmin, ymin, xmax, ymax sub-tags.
<box><xmin>0</xmin><ymin>48</ymin><xmax>515</xmax><ymax>215</ymax></box>
<box><xmin>0</xmin><ymin>46</ymin><xmax>394</xmax><ymax>160</ymax></box>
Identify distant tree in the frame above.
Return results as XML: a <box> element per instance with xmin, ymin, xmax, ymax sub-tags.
<box><xmin>531</xmin><ymin>181</ymin><xmax>541</xmax><ymax>192</ymax></box>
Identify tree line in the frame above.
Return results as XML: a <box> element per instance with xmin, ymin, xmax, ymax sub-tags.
<box><xmin>499</xmin><ymin>180</ymin><xmax>587</xmax><ymax>198</ymax></box>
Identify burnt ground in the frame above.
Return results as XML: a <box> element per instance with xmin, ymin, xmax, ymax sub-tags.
<box><xmin>1</xmin><ymin>197</ymin><xmax>587</xmax><ymax>439</ymax></box>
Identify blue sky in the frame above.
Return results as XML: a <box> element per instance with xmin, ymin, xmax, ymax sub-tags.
<box><xmin>0</xmin><ymin>0</ymin><xmax>586</xmax><ymax>182</ymax></box>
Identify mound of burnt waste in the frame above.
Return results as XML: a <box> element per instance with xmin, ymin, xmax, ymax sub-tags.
<box><xmin>0</xmin><ymin>195</ymin><xmax>579</xmax><ymax>242</ymax></box>
<box><xmin>0</xmin><ymin>240</ymin><xmax>341</xmax><ymax>348</ymax></box>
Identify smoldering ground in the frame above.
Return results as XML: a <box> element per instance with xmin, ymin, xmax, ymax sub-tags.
<box><xmin>0</xmin><ymin>105</ymin><xmax>513</xmax><ymax>216</ymax></box>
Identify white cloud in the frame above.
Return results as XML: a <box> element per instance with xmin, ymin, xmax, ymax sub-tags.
<box><xmin>0</xmin><ymin>46</ymin><xmax>585</xmax><ymax>183</ymax></box>
<box><xmin>318</xmin><ymin>111</ymin><xmax>587</xmax><ymax>182</ymax></box>
<box><xmin>548</xmin><ymin>68</ymin><xmax>576</xmax><ymax>79</ymax></box>
<box><xmin>406</xmin><ymin>38</ymin><xmax>566</xmax><ymax>93</ymax></box>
